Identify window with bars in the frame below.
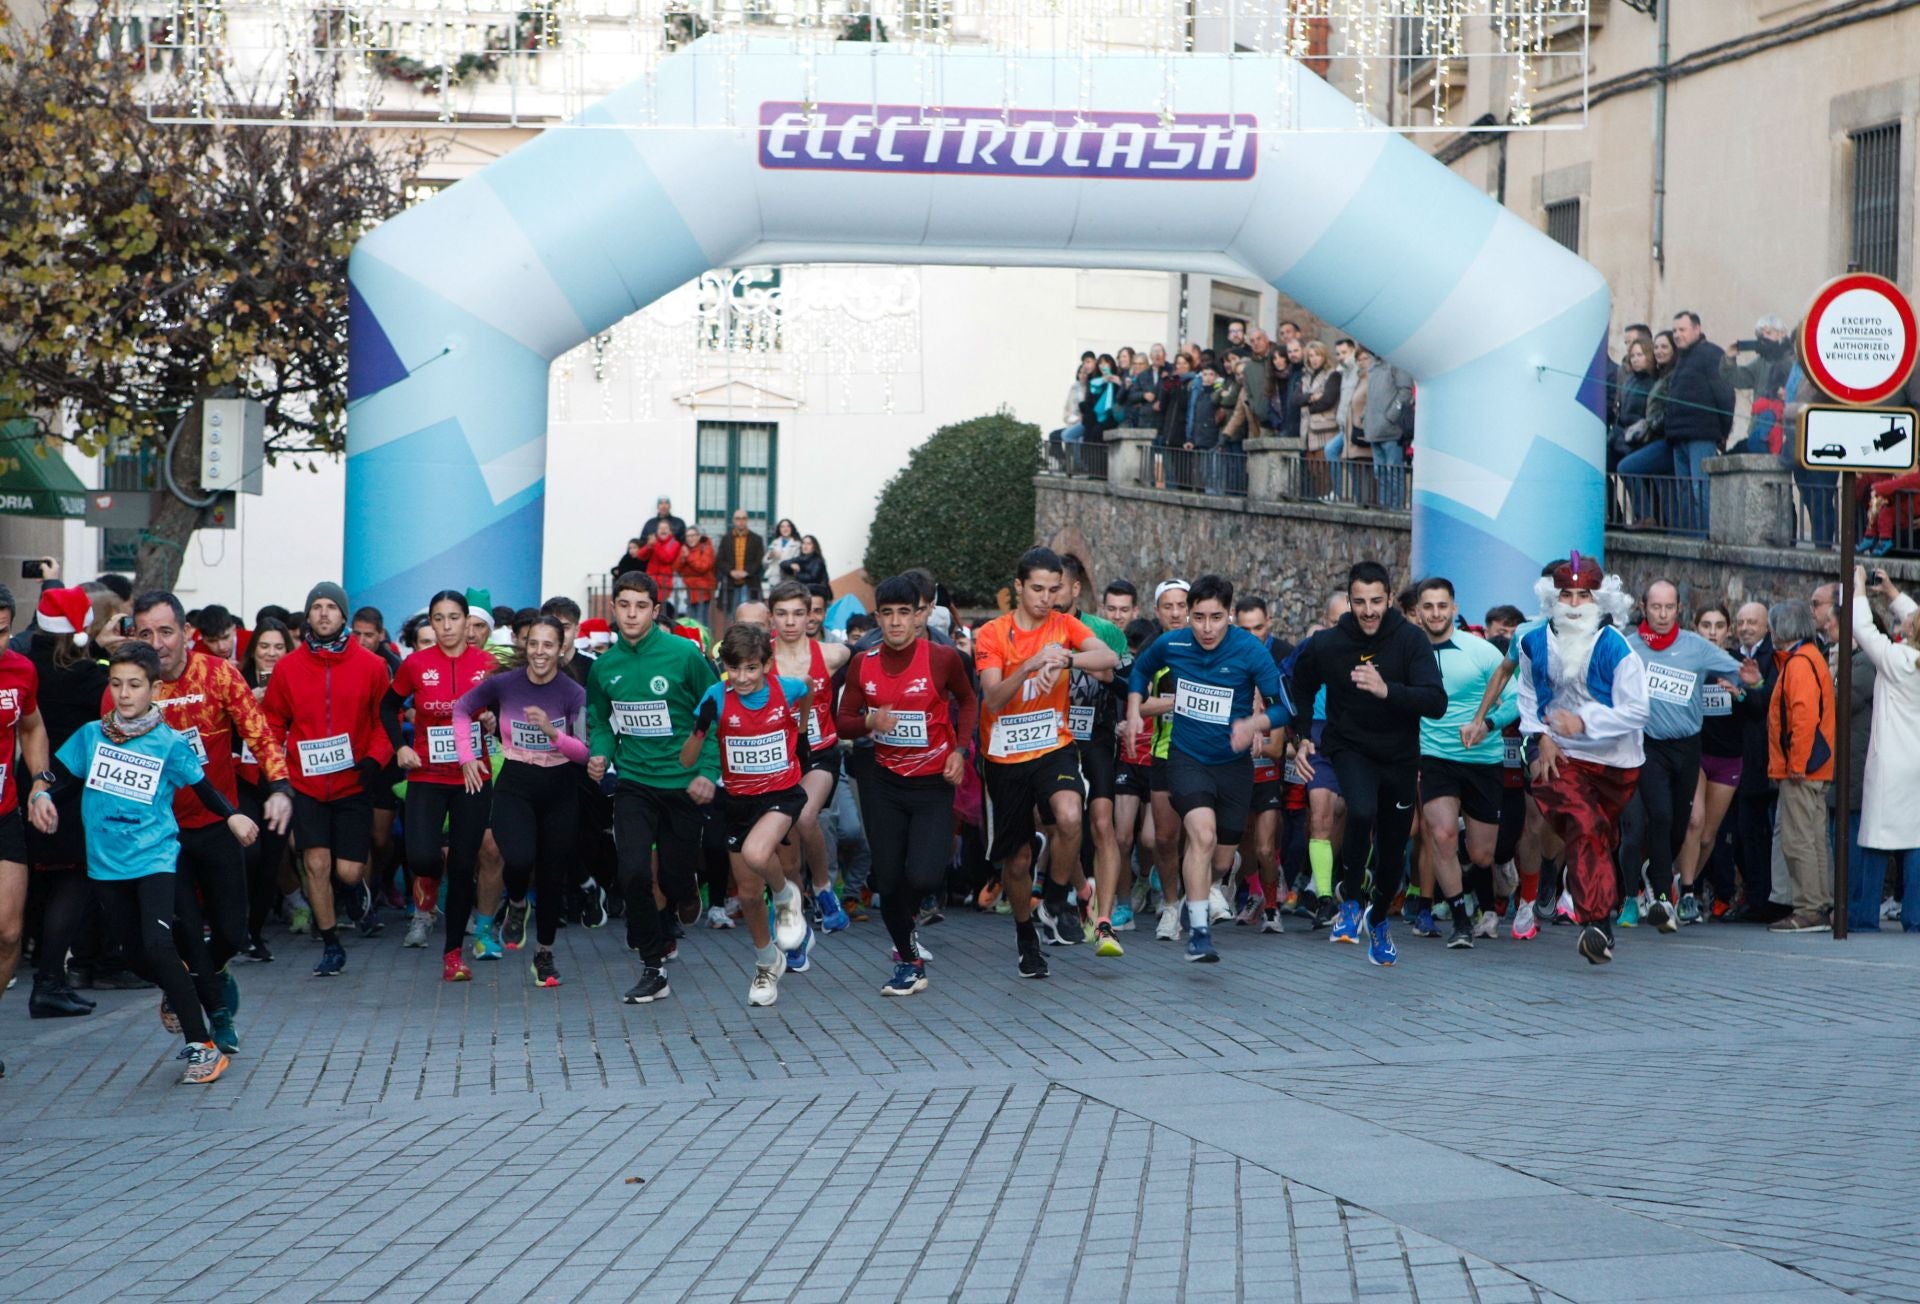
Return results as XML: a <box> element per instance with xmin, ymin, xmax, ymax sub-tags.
<box><xmin>1545</xmin><ymin>198</ymin><xmax>1581</xmax><ymax>254</ymax></box>
<box><xmin>1850</xmin><ymin>123</ymin><xmax>1901</xmax><ymax>281</ymax></box>
<box><xmin>695</xmin><ymin>421</ymin><xmax>777</xmax><ymax>540</ymax></box>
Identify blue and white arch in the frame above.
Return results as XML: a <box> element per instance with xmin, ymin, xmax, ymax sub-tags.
<box><xmin>347</xmin><ymin>39</ymin><xmax>1608</xmax><ymax>622</ymax></box>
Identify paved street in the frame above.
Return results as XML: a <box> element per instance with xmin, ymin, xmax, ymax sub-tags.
<box><xmin>1</xmin><ymin>905</ymin><xmax>1914</xmax><ymax>1303</ymax></box>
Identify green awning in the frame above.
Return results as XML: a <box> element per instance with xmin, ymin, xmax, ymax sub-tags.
<box><xmin>0</xmin><ymin>421</ymin><xmax>89</xmax><ymax>520</ymax></box>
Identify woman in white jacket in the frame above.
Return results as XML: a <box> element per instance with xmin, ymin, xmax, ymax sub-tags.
<box><xmin>1852</xmin><ymin>565</ymin><xmax>1920</xmax><ymax>932</ymax></box>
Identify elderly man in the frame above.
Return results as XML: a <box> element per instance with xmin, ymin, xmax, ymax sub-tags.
<box><xmin>719</xmin><ymin>509</ymin><xmax>766</xmax><ymax>612</ymax></box>
<box><xmin>647</xmin><ymin>496</ymin><xmax>686</xmax><ymax>543</ymax></box>
<box><xmin>1766</xmin><ymin>600</ymin><xmax>1837</xmax><ymax>932</ymax></box>
<box><xmin>1513</xmin><ymin>552</ymin><xmax>1649</xmax><ymax>965</ymax></box>
<box><xmin>1729</xmin><ymin>601</ymin><xmax>1783</xmax><ymax>921</ymax></box>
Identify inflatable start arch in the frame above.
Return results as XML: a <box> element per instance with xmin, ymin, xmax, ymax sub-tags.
<box><xmin>346</xmin><ymin>39</ymin><xmax>1610</xmax><ymax>620</ymax></box>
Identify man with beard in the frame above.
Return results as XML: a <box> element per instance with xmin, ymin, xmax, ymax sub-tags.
<box><xmin>1513</xmin><ymin>553</ymin><xmax>1649</xmax><ymax>965</ymax></box>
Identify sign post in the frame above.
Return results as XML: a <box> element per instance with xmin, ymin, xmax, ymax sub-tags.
<box><xmin>1796</xmin><ymin>272</ymin><xmax>1919</xmax><ymax>940</ymax></box>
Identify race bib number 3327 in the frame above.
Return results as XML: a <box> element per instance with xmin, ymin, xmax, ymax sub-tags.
<box><xmin>989</xmin><ymin>708</ymin><xmax>1058</xmax><ymax>758</ymax></box>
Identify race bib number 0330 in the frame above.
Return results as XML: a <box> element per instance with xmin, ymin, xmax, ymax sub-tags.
<box><xmin>1174</xmin><ymin>681</ymin><xmax>1234</xmax><ymax>725</ymax></box>
<box><xmin>725</xmin><ymin>731</ymin><xmax>790</xmax><ymax>776</ymax></box>
<box><xmin>989</xmin><ymin>708</ymin><xmax>1058</xmax><ymax>758</ymax></box>
<box><xmin>875</xmin><ymin>711</ymin><xmax>929</xmax><ymax>748</ymax></box>
<box><xmin>297</xmin><ymin>734</ymin><xmax>355</xmax><ymax>777</ymax></box>
<box><xmin>611</xmin><ymin>700</ymin><xmax>672</xmax><ymax>738</ymax></box>
<box><xmin>87</xmin><ymin>743</ymin><xmax>163</xmax><ymax>805</ymax></box>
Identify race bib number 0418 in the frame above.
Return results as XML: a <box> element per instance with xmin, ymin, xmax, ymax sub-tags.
<box><xmin>297</xmin><ymin>734</ymin><xmax>354</xmax><ymax>777</ymax></box>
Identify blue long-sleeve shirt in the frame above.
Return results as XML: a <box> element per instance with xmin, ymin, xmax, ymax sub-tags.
<box><xmin>1129</xmin><ymin>625</ymin><xmax>1292</xmax><ymax>764</ymax></box>
<box><xmin>1625</xmin><ymin>629</ymin><xmax>1743</xmax><ymax>741</ymax></box>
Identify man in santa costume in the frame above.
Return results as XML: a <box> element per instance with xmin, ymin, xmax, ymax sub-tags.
<box><xmin>1513</xmin><ymin>552</ymin><xmax>1649</xmax><ymax>965</ymax></box>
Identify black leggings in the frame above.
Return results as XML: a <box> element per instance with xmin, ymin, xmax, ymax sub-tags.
<box><xmin>491</xmin><ymin>761</ymin><xmax>577</xmax><ymax>948</ymax></box>
<box><xmin>404</xmin><ymin>780</ymin><xmax>491</xmax><ymax>955</ymax></box>
<box><xmin>1639</xmin><ymin>735</ymin><xmax>1701</xmax><ymax>899</ymax></box>
<box><xmin>699</xmin><ymin>803</ymin><xmax>730</xmax><ymax>913</ymax></box>
<box><xmin>172</xmin><ymin>822</ymin><xmax>248</xmax><ymax>1015</ymax></box>
<box><xmin>1330</xmin><ymin>750</ymin><xmax>1419</xmax><ymax>922</ymax></box>
<box><xmin>33</xmin><ymin>868</ymin><xmax>88</xmax><ymax>981</ymax></box>
<box><xmin>613</xmin><ymin>783</ymin><xmax>702</xmax><ymax>968</ymax></box>
<box><xmin>863</xmin><ymin>769</ymin><xmax>955</xmax><ymax>961</ymax></box>
<box><xmin>94</xmin><ymin>873</ymin><xmax>208</xmax><ymax>1044</ymax></box>
<box><xmin>238</xmin><ymin>783</ymin><xmax>290</xmax><ymax>939</ymax></box>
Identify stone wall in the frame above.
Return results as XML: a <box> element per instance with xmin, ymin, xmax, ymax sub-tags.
<box><xmin>1037</xmin><ymin>463</ymin><xmax>1920</xmax><ymax>638</ymax></box>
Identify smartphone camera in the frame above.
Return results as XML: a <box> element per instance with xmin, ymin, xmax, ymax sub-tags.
<box><xmin>20</xmin><ymin>559</ymin><xmax>45</xmax><ymax>580</ymax></box>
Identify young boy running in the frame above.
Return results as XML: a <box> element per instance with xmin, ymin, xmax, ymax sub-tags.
<box><xmin>768</xmin><ymin>581</ymin><xmax>852</xmax><ymax>935</ymax></box>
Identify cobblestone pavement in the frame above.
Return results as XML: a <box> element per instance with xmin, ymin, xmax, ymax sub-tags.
<box><xmin>1</xmin><ymin>903</ymin><xmax>1909</xmax><ymax>1303</ymax></box>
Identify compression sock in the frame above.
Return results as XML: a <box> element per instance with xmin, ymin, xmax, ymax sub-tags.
<box><xmin>1447</xmin><ymin>893</ymin><xmax>1471</xmax><ymax>922</ymax></box>
<box><xmin>319</xmin><ymin>926</ymin><xmax>339</xmax><ymax>946</ymax></box>
<box><xmin>1309</xmin><ymin>839</ymin><xmax>1335</xmax><ymax>899</ymax></box>
<box><xmin>1468</xmin><ymin>864</ymin><xmax>1496</xmax><ymax>910</ymax></box>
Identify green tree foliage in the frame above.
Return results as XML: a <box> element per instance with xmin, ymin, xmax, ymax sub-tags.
<box><xmin>0</xmin><ymin>1</ymin><xmax>422</xmax><ymax>588</ymax></box>
<box><xmin>863</xmin><ymin>411</ymin><xmax>1042</xmax><ymax>606</ymax></box>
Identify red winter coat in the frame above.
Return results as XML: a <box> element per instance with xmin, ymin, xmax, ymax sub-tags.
<box><xmin>636</xmin><ymin>536</ymin><xmax>684</xmax><ymax>591</ymax></box>
<box><xmin>261</xmin><ymin>640</ymin><xmax>395</xmax><ymax>800</ymax></box>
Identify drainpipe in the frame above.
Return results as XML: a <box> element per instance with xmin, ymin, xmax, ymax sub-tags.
<box><xmin>1650</xmin><ymin>0</ymin><xmax>1670</xmax><ymax>276</ymax></box>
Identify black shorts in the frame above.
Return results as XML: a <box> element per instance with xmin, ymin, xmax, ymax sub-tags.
<box><xmin>1250</xmin><ymin>779</ymin><xmax>1283</xmax><ymax>814</ymax></box>
<box><xmin>1167</xmin><ymin>749</ymin><xmax>1252</xmax><ymax>846</ymax></box>
<box><xmin>1419</xmin><ymin>756</ymin><xmax>1505</xmax><ymax>826</ymax></box>
<box><xmin>367</xmin><ymin>762</ymin><xmax>403</xmax><ymax>812</ymax></box>
<box><xmin>722</xmin><ymin>785</ymin><xmax>806</xmax><ymax>852</ymax></box>
<box><xmin>1115</xmin><ymin>761</ymin><xmax>1153</xmax><ymax>799</ymax></box>
<box><xmin>1149</xmin><ymin>755</ymin><xmax>1170</xmax><ymax>794</ymax></box>
<box><xmin>1077</xmin><ymin>737</ymin><xmax>1117</xmax><ymax>803</ymax></box>
<box><xmin>0</xmin><ymin>805</ymin><xmax>27</xmax><ymax>864</ymax></box>
<box><xmin>985</xmin><ymin>748</ymin><xmax>1084</xmax><ymax>862</ymax></box>
<box><xmin>291</xmin><ymin>789</ymin><xmax>374</xmax><ymax>862</ymax></box>
<box><xmin>1306</xmin><ymin>720</ymin><xmax>1342</xmax><ymax>796</ymax></box>
<box><xmin>803</xmin><ymin>743</ymin><xmax>842</xmax><ymax>802</ymax></box>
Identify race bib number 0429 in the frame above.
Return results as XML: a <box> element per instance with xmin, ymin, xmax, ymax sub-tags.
<box><xmin>1645</xmin><ymin>665</ymin><xmax>1697</xmax><ymax>705</ymax></box>
<box><xmin>86</xmin><ymin>743</ymin><xmax>163</xmax><ymax>805</ymax></box>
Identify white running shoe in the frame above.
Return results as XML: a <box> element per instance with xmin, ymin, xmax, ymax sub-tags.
<box><xmin>772</xmin><ymin>889</ymin><xmax>807</xmax><ymax>952</ymax></box>
<box><xmin>1207</xmin><ymin>886</ymin><xmax>1232</xmax><ymax>923</ymax></box>
<box><xmin>705</xmin><ymin>906</ymin><xmax>736</xmax><ymax>930</ymax></box>
<box><xmin>1155</xmin><ymin>905</ymin><xmax>1181</xmax><ymax>941</ymax></box>
<box><xmin>1512</xmin><ymin>899</ymin><xmax>1539</xmax><ymax>940</ymax></box>
<box><xmin>1555</xmin><ymin>889</ymin><xmax>1577</xmax><ymax>922</ymax></box>
<box><xmin>403</xmin><ymin>911</ymin><xmax>436</xmax><ymax>948</ymax></box>
<box><xmin>748</xmin><ymin>951</ymin><xmax>786</xmax><ymax>1007</ymax></box>
<box><xmin>1472</xmin><ymin>910</ymin><xmax>1499</xmax><ymax>940</ymax></box>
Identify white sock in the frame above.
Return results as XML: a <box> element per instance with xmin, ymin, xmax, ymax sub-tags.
<box><xmin>772</xmin><ymin>882</ymin><xmax>799</xmax><ymax>908</ymax></box>
<box><xmin>756</xmin><ymin>943</ymin><xmax>780</xmax><ymax>968</ymax></box>
<box><xmin>1187</xmin><ymin>900</ymin><xmax>1210</xmax><ymax>933</ymax></box>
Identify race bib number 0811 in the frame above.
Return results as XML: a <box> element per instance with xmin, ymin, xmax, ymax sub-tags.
<box><xmin>1174</xmin><ymin>681</ymin><xmax>1234</xmax><ymax>725</ymax></box>
<box><xmin>86</xmin><ymin>743</ymin><xmax>163</xmax><ymax>805</ymax></box>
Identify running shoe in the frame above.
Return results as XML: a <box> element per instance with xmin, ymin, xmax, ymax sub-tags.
<box><xmin>1282</xmin><ymin>889</ymin><xmax>1305</xmax><ymax>918</ymax></box>
<box><xmin>1578</xmin><ymin>923</ymin><xmax>1614</xmax><ymax>965</ymax></box>
<box><xmin>1311</xmin><ymin>896</ymin><xmax>1336</xmax><ymax>931</ymax></box>
<box><xmin>240</xmin><ymin>934</ymin><xmax>274</xmax><ymax>963</ymax></box>
<box><xmin>472</xmin><ymin>919</ymin><xmax>503</xmax><ymax>961</ymax></box>
<box><xmin>662</xmin><ymin>938</ymin><xmax>680</xmax><ymax>963</ymax></box>
<box><xmin>1185</xmin><ymin>927</ymin><xmax>1220</xmax><ymax>963</ymax></box>
<box><xmin>288</xmin><ymin>904</ymin><xmax>313</xmax><ymax>936</ymax></box>
<box><xmin>748</xmin><ymin>952</ymin><xmax>786</xmax><ymax>1007</ymax></box>
<box><xmin>1130</xmin><ymin>881</ymin><xmax>1152</xmax><ymax>917</ymax></box>
<box><xmin>1207</xmin><ymin>885</ymin><xmax>1232</xmax><ymax>923</ymax></box>
<box><xmin>209</xmin><ymin>1010</ymin><xmax>239</xmax><ymax>1055</ymax></box>
<box><xmin>772</xmin><ymin>890</ymin><xmax>807</xmax><ymax>953</ymax></box>
<box><xmin>1554</xmin><ymin>890</ymin><xmax>1578</xmax><ymax>925</ymax></box>
<box><xmin>1260</xmin><ymin>908</ymin><xmax>1285</xmax><ymax>934</ymax></box>
<box><xmin>976</xmin><ymin>880</ymin><xmax>1002</xmax><ymax>911</ymax></box>
<box><xmin>1472</xmin><ymin>910</ymin><xmax>1500</xmax><ymax>941</ymax></box>
<box><xmin>1401</xmin><ymin>894</ymin><xmax>1426</xmax><ymax>924</ymax></box>
<box><xmin>816</xmin><ymin>888</ymin><xmax>850</xmax><ymax>933</ymax></box>
<box><xmin>1036</xmin><ymin>900</ymin><xmax>1079</xmax><ymax>947</ymax></box>
<box><xmin>180</xmin><ymin>1042</ymin><xmax>229</xmax><ymax>1086</ymax></box>
<box><xmin>501</xmin><ymin>900</ymin><xmax>530</xmax><ymax>950</ymax></box>
<box><xmin>1412</xmin><ymin>906</ymin><xmax>1440</xmax><ymax>938</ymax></box>
<box><xmin>786</xmin><ymin>923</ymin><xmax>815</xmax><ymax>974</ymax></box>
<box><xmin>1511</xmin><ymin>900</ymin><xmax>1540</xmax><ymax>940</ymax></box>
<box><xmin>1155</xmin><ymin>905</ymin><xmax>1181</xmax><ymax>941</ymax></box>
<box><xmin>403</xmin><ymin>911</ymin><xmax>436</xmax><ymax>948</ymax></box>
<box><xmin>882</xmin><ymin>960</ymin><xmax>928</xmax><ymax>997</ymax></box>
<box><xmin>313</xmin><ymin>941</ymin><xmax>346</xmax><ymax>977</ymax></box>
<box><xmin>1447</xmin><ymin>913</ymin><xmax>1474</xmax><ymax>949</ymax></box>
<box><xmin>1618</xmin><ymin>897</ymin><xmax>1640</xmax><ymax>928</ymax></box>
<box><xmin>1112</xmin><ymin>903</ymin><xmax>1136</xmax><ymax>932</ymax></box>
<box><xmin>1330</xmin><ymin>900</ymin><xmax>1364</xmax><ymax>945</ymax></box>
<box><xmin>889</xmin><ymin>931</ymin><xmax>935</xmax><ymax>964</ymax></box>
<box><xmin>352</xmin><ymin>884</ymin><xmax>383</xmax><ymax>937</ymax></box>
<box><xmin>160</xmin><ymin>997</ymin><xmax>181</xmax><ymax>1034</ymax></box>
<box><xmin>531</xmin><ymin>952</ymin><xmax>561</xmax><ymax>988</ymax></box>
<box><xmin>1233</xmin><ymin>896</ymin><xmax>1262</xmax><ymax>927</ymax></box>
<box><xmin>444</xmin><ymin>949</ymin><xmax>472</xmax><ymax>981</ymax></box>
<box><xmin>1366</xmin><ymin>916</ymin><xmax>1398</xmax><ymax>967</ymax></box>
<box><xmin>1017</xmin><ymin>933</ymin><xmax>1050</xmax><ymax>980</ymax></box>
<box><xmin>622</xmin><ymin>968</ymin><xmax>670</xmax><ymax>1004</ymax></box>
<box><xmin>579</xmin><ymin>878</ymin><xmax>609</xmax><ymax>928</ymax></box>
<box><xmin>1647</xmin><ymin>896</ymin><xmax>1678</xmax><ymax>934</ymax></box>
<box><xmin>916</xmin><ymin>898</ymin><xmax>946</xmax><ymax>928</ymax></box>
<box><xmin>705</xmin><ymin>906</ymin><xmax>736</xmax><ymax>930</ymax></box>
<box><xmin>1678</xmin><ymin>893</ymin><xmax>1701</xmax><ymax>927</ymax></box>
<box><xmin>1093</xmin><ymin>921</ymin><xmax>1124</xmax><ymax>958</ymax></box>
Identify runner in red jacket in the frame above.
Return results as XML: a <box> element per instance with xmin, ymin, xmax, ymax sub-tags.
<box><xmin>260</xmin><ymin>582</ymin><xmax>393</xmax><ymax>978</ymax></box>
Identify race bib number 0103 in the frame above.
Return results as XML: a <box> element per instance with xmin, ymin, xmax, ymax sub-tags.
<box><xmin>86</xmin><ymin>743</ymin><xmax>163</xmax><ymax>805</ymax></box>
<box><xmin>611</xmin><ymin>700</ymin><xmax>672</xmax><ymax>738</ymax></box>
<box><xmin>296</xmin><ymin>733</ymin><xmax>355</xmax><ymax>777</ymax></box>
<box><xmin>1174</xmin><ymin>681</ymin><xmax>1234</xmax><ymax>725</ymax></box>
<box><xmin>989</xmin><ymin>708</ymin><xmax>1058</xmax><ymax>758</ymax></box>
<box><xmin>1067</xmin><ymin>705</ymin><xmax>1096</xmax><ymax>742</ymax></box>
<box><xmin>875</xmin><ymin>711</ymin><xmax>929</xmax><ymax>748</ymax></box>
<box><xmin>725</xmin><ymin>730</ymin><xmax>790</xmax><ymax>776</ymax></box>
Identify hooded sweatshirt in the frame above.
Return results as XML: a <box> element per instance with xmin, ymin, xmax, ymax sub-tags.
<box><xmin>1288</xmin><ymin>607</ymin><xmax>1446</xmax><ymax>764</ymax></box>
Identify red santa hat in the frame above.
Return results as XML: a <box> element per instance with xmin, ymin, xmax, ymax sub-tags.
<box><xmin>37</xmin><ymin>587</ymin><xmax>93</xmax><ymax>644</ymax></box>
<box><xmin>1550</xmin><ymin>550</ymin><xmax>1604</xmax><ymax>592</ymax></box>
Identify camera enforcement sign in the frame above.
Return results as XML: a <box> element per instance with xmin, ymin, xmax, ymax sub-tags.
<box><xmin>1797</xmin><ymin>406</ymin><xmax>1919</xmax><ymax>474</ymax></box>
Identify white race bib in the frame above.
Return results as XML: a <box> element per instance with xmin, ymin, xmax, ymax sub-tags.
<box><xmin>725</xmin><ymin>730</ymin><xmax>790</xmax><ymax>776</ymax></box>
<box><xmin>425</xmin><ymin>723</ymin><xmax>485</xmax><ymax>767</ymax></box>
<box><xmin>86</xmin><ymin>743</ymin><xmax>163</xmax><ymax>805</ymax></box>
<box><xmin>611</xmin><ymin>699</ymin><xmax>672</xmax><ymax>738</ymax></box>
<box><xmin>1282</xmin><ymin>758</ymin><xmax>1304</xmax><ymax>785</ymax></box>
<box><xmin>177</xmin><ymin>726</ymin><xmax>208</xmax><ymax>762</ymax></box>
<box><xmin>238</xmin><ymin>739</ymin><xmax>257</xmax><ymax>766</ymax></box>
<box><xmin>1503</xmin><ymin>735</ymin><xmax>1524</xmax><ymax>768</ymax></box>
<box><xmin>806</xmin><ymin>709</ymin><xmax>824</xmax><ymax>748</ymax></box>
<box><xmin>1253</xmin><ymin>754</ymin><xmax>1278</xmax><ymax>780</ymax></box>
<box><xmin>989</xmin><ymin>708</ymin><xmax>1058</xmax><ymax>758</ymax></box>
<box><xmin>1173</xmin><ymin>681</ymin><xmax>1234</xmax><ymax>725</ymax></box>
<box><xmin>875</xmin><ymin>711</ymin><xmax>929</xmax><ymax>748</ymax></box>
<box><xmin>1701</xmin><ymin>684</ymin><xmax>1733</xmax><ymax>717</ymax></box>
<box><xmin>296</xmin><ymin>733</ymin><xmax>354</xmax><ymax>777</ymax></box>
<box><xmin>1646</xmin><ymin>664</ymin><xmax>1696</xmax><ymax>704</ymax></box>
<box><xmin>1068</xmin><ymin>705</ymin><xmax>1095</xmax><ymax>742</ymax></box>
<box><xmin>508</xmin><ymin>718</ymin><xmax>555</xmax><ymax>751</ymax></box>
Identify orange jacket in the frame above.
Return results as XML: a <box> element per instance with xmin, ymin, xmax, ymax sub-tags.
<box><xmin>1767</xmin><ymin>640</ymin><xmax>1835</xmax><ymax>782</ymax></box>
<box><xmin>678</xmin><ymin>538</ymin><xmax>717</xmax><ymax>603</ymax></box>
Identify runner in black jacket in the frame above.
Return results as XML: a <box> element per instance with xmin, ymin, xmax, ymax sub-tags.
<box><xmin>1288</xmin><ymin>561</ymin><xmax>1446</xmax><ymax>965</ymax></box>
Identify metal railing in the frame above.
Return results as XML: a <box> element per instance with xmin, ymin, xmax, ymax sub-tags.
<box><xmin>1607</xmin><ymin>472</ymin><xmax>1708</xmax><ymax>538</ymax></box>
<box><xmin>1788</xmin><ymin>479</ymin><xmax>1841</xmax><ymax>549</ymax></box>
<box><xmin>1863</xmin><ymin>486</ymin><xmax>1920</xmax><ymax>557</ymax></box>
<box><xmin>1268</xmin><ymin>452</ymin><xmax>1411</xmax><ymax>512</ymax></box>
<box><xmin>1139</xmin><ymin>444</ymin><xmax>1248</xmax><ymax>497</ymax></box>
<box><xmin>1043</xmin><ymin>434</ymin><xmax>1110</xmax><ymax>480</ymax></box>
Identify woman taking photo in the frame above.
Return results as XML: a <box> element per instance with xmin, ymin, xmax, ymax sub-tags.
<box><xmin>236</xmin><ymin>617</ymin><xmax>295</xmax><ymax>959</ymax></box>
<box><xmin>764</xmin><ymin>518</ymin><xmax>802</xmax><ymax>593</ymax></box>
<box><xmin>452</xmin><ymin>616</ymin><xmax>587</xmax><ymax>987</ymax></box>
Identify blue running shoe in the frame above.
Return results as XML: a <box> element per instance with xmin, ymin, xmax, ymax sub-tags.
<box><xmin>1367</xmin><ymin>915</ymin><xmax>1398</xmax><ymax>967</ymax></box>
<box><xmin>816</xmin><ymin>888</ymin><xmax>850</xmax><ymax>933</ymax></box>
<box><xmin>1111</xmin><ymin>903</ymin><xmax>1135</xmax><ymax>932</ymax></box>
<box><xmin>786</xmin><ymin>923</ymin><xmax>815</xmax><ymax>974</ymax></box>
<box><xmin>1411</xmin><ymin>906</ymin><xmax>1439</xmax><ymax>938</ymax></box>
<box><xmin>312</xmin><ymin>941</ymin><xmax>346</xmax><ymax>977</ymax></box>
<box><xmin>1330</xmin><ymin>900</ymin><xmax>1364</xmax><ymax>945</ymax></box>
<box><xmin>881</xmin><ymin>960</ymin><xmax>927</xmax><ymax>996</ymax></box>
<box><xmin>1185</xmin><ymin>927</ymin><xmax>1220</xmax><ymax>963</ymax></box>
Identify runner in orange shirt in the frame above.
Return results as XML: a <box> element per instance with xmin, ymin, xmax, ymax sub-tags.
<box><xmin>974</xmin><ymin>547</ymin><xmax>1117</xmax><ymax>978</ymax></box>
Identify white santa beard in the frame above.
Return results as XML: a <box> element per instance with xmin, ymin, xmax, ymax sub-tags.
<box><xmin>1548</xmin><ymin>604</ymin><xmax>1601</xmax><ymax>693</ymax></box>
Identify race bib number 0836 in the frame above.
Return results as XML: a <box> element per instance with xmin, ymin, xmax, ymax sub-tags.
<box><xmin>725</xmin><ymin>731</ymin><xmax>790</xmax><ymax>775</ymax></box>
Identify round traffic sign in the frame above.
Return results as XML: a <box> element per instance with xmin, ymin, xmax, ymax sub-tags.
<box><xmin>1799</xmin><ymin>273</ymin><xmax>1917</xmax><ymax>406</ymax></box>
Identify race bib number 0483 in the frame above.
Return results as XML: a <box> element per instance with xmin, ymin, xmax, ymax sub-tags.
<box><xmin>86</xmin><ymin>743</ymin><xmax>163</xmax><ymax>805</ymax></box>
